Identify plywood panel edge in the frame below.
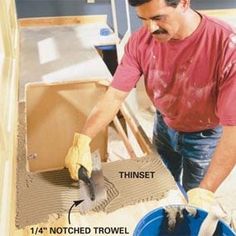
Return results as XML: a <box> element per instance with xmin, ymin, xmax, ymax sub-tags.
<box><xmin>25</xmin><ymin>78</ymin><xmax>110</xmax><ymax>89</ymax></box>
<box><xmin>18</xmin><ymin>15</ymin><xmax>108</xmax><ymax>27</ymax></box>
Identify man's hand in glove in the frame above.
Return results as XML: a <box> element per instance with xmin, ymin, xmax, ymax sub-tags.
<box><xmin>65</xmin><ymin>133</ymin><xmax>92</xmax><ymax>180</ymax></box>
<box><xmin>187</xmin><ymin>188</ymin><xmax>228</xmax><ymax>236</ymax></box>
<box><xmin>165</xmin><ymin>188</ymin><xmax>228</xmax><ymax>235</ymax></box>
<box><xmin>187</xmin><ymin>187</ymin><xmax>215</xmax><ymax>211</ymax></box>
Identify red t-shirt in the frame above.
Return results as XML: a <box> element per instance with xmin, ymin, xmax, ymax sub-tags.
<box><xmin>111</xmin><ymin>13</ymin><xmax>236</xmax><ymax>132</ymax></box>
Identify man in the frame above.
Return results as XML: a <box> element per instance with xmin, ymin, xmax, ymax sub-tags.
<box><xmin>65</xmin><ymin>0</ymin><xmax>236</xmax><ymax>210</ymax></box>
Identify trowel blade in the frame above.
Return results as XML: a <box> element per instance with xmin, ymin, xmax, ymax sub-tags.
<box><xmin>78</xmin><ymin>150</ymin><xmax>106</xmax><ymax>213</ymax></box>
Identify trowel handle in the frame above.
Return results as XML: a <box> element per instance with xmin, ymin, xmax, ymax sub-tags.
<box><xmin>78</xmin><ymin>166</ymin><xmax>95</xmax><ymax>201</ymax></box>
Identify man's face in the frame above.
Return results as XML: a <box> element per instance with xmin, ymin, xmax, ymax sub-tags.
<box><xmin>136</xmin><ymin>0</ymin><xmax>184</xmax><ymax>42</ymax></box>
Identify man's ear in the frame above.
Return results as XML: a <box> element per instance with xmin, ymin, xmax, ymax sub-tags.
<box><xmin>178</xmin><ymin>0</ymin><xmax>190</xmax><ymax>12</ymax></box>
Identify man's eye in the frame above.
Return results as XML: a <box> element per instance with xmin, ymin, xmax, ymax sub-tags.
<box><xmin>152</xmin><ymin>17</ymin><xmax>161</xmax><ymax>21</ymax></box>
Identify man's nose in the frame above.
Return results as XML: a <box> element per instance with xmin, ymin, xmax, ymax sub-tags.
<box><xmin>147</xmin><ymin>20</ymin><xmax>159</xmax><ymax>33</ymax></box>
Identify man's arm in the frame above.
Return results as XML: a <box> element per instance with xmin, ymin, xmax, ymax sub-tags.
<box><xmin>200</xmin><ymin>126</ymin><xmax>236</xmax><ymax>192</ymax></box>
<box><xmin>65</xmin><ymin>86</ymin><xmax>129</xmax><ymax>180</ymax></box>
<box><xmin>81</xmin><ymin>86</ymin><xmax>129</xmax><ymax>138</ymax></box>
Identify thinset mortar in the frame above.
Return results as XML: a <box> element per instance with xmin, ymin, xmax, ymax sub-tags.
<box><xmin>16</xmin><ymin>102</ymin><xmax>177</xmax><ymax>228</ymax></box>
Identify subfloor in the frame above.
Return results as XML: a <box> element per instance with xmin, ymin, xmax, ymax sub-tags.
<box><xmin>16</xmin><ymin>102</ymin><xmax>179</xmax><ymax>228</ymax></box>
<box><xmin>19</xmin><ymin>24</ymin><xmax>236</xmax><ymax>231</ymax></box>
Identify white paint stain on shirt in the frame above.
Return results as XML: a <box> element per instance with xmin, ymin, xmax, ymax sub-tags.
<box><xmin>229</xmin><ymin>34</ymin><xmax>236</xmax><ymax>48</ymax></box>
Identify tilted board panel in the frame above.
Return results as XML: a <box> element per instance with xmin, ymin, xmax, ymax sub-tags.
<box><xmin>26</xmin><ymin>81</ymin><xmax>108</xmax><ymax>172</ymax></box>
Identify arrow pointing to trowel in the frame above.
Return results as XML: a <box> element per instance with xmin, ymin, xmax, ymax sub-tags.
<box><xmin>68</xmin><ymin>200</ymin><xmax>84</xmax><ymax>224</ymax></box>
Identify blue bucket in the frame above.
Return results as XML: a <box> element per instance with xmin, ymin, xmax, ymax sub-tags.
<box><xmin>134</xmin><ymin>205</ymin><xmax>236</xmax><ymax>236</ymax></box>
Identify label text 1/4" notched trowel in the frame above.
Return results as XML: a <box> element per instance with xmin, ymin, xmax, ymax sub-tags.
<box><xmin>77</xmin><ymin>150</ymin><xmax>106</xmax><ymax>213</ymax></box>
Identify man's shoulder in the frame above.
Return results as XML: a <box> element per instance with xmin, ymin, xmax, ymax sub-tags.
<box><xmin>203</xmin><ymin>14</ymin><xmax>235</xmax><ymax>36</ymax></box>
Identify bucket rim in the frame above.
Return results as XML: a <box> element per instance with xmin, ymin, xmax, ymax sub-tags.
<box><xmin>133</xmin><ymin>204</ymin><xmax>236</xmax><ymax>236</ymax></box>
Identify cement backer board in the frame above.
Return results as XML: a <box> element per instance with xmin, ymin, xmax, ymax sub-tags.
<box><xmin>16</xmin><ymin>102</ymin><xmax>181</xmax><ymax>229</ymax></box>
<box><xmin>26</xmin><ymin>80</ymin><xmax>108</xmax><ymax>172</ymax></box>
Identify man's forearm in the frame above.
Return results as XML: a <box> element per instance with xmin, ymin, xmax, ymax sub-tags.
<box><xmin>200</xmin><ymin>126</ymin><xmax>236</xmax><ymax>192</ymax></box>
<box><xmin>81</xmin><ymin>87</ymin><xmax>128</xmax><ymax>139</ymax></box>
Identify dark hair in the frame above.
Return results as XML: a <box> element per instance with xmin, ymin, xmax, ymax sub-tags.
<box><xmin>128</xmin><ymin>0</ymin><xmax>180</xmax><ymax>7</ymax></box>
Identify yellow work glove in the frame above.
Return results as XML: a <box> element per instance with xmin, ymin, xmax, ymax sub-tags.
<box><xmin>187</xmin><ymin>187</ymin><xmax>215</xmax><ymax>211</ymax></box>
<box><xmin>65</xmin><ymin>133</ymin><xmax>92</xmax><ymax>180</ymax></box>
<box><xmin>188</xmin><ymin>188</ymin><xmax>229</xmax><ymax>236</ymax></box>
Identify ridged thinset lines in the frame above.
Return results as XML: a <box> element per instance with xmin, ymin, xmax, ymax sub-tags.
<box><xmin>92</xmin><ymin>177</ymin><xmax>119</xmax><ymax>212</ymax></box>
<box><xmin>16</xmin><ymin>102</ymin><xmax>177</xmax><ymax>228</ymax></box>
<box><xmin>99</xmin><ymin>157</ymin><xmax>177</xmax><ymax>213</ymax></box>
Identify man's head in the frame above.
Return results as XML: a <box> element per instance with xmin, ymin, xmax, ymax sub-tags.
<box><xmin>129</xmin><ymin>0</ymin><xmax>180</xmax><ymax>7</ymax></box>
<box><xmin>129</xmin><ymin>0</ymin><xmax>192</xmax><ymax>42</ymax></box>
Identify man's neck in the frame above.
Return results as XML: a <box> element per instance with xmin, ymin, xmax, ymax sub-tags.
<box><xmin>175</xmin><ymin>9</ymin><xmax>202</xmax><ymax>40</ymax></box>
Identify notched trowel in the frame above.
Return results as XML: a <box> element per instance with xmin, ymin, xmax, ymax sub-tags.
<box><xmin>78</xmin><ymin>150</ymin><xmax>106</xmax><ymax>213</ymax></box>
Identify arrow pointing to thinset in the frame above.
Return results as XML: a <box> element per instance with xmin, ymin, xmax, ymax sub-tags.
<box><xmin>68</xmin><ymin>200</ymin><xmax>84</xmax><ymax>224</ymax></box>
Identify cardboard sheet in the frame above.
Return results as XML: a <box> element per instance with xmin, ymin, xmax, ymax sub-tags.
<box><xmin>26</xmin><ymin>80</ymin><xmax>108</xmax><ymax>172</ymax></box>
